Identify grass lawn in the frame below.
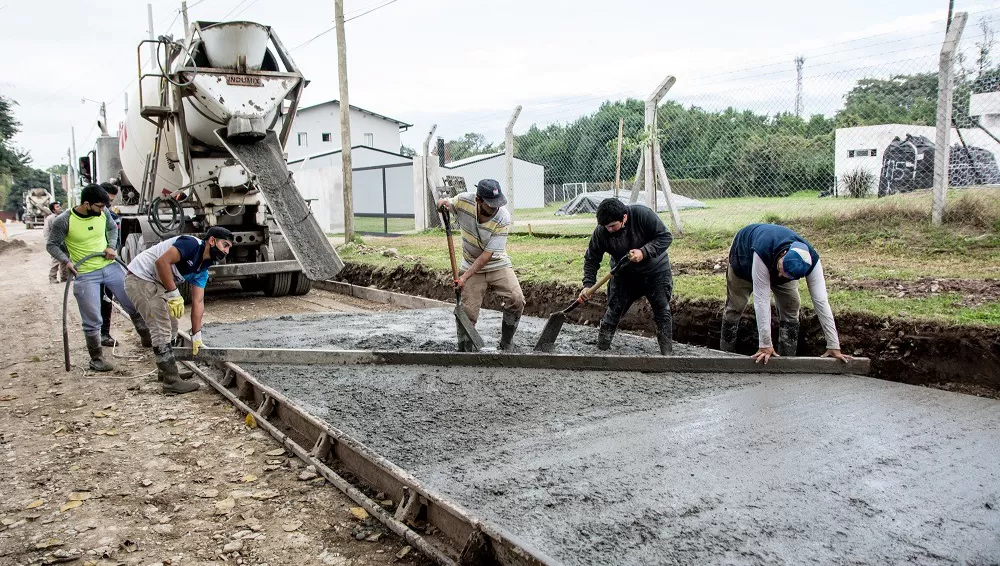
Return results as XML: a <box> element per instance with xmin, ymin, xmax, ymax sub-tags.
<box><xmin>335</xmin><ymin>188</ymin><xmax>1000</xmax><ymax>326</ymax></box>
<box><xmin>351</xmin><ymin>216</ymin><xmax>416</xmax><ymax>234</ymax></box>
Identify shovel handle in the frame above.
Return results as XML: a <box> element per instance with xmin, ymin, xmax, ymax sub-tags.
<box><xmin>439</xmin><ymin>207</ymin><xmax>460</xmax><ymax>281</ymax></box>
<box><xmin>576</xmin><ymin>261</ymin><xmax>627</xmax><ymax>307</ymax></box>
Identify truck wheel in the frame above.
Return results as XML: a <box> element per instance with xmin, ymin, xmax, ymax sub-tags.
<box><xmin>263</xmin><ymin>272</ymin><xmax>293</xmax><ymax>297</ymax></box>
<box><xmin>289</xmin><ymin>272</ymin><xmax>312</xmax><ymax>296</ymax></box>
<box><xmin>239</xmin><ymin>277</ymin><xmax>263</xmax><ymax>293</ymax></box>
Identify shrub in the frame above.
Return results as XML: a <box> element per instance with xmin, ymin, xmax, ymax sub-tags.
<box><xmin>841</xmin><ymin>168</ymin><xmax>877</xmax><ymax>198</ymax></box>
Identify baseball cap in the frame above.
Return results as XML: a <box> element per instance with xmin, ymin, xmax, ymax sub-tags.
<box><xmin>475</xmin><ymin>179</ymin><xmax>507</xmax><ymax>208</ymax></box>
<box><xmin>205</xmin><ymin>226</ymin><xmax>234</xmax><ymax>242</ymax></box>
<box><xmin>782</xmin><ymin>242</ymin><xmax>813</xmax><ymax>279</ymax></box>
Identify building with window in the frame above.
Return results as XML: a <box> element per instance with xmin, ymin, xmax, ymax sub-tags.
<box><xmin>286</xmin><ymin>100</ymin><xmax>411</xmax><ymax>161</ymax></box>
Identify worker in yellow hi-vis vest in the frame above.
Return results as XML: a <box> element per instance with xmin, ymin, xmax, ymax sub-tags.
<box><xmin>46</xmin><ymin>184</ymin><xmax>152</xmax><ymax>372</ymax></box>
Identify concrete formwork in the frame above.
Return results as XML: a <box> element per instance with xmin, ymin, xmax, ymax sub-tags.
<box><xmin>202</xmin><ymin>309</ymin><xmax>1000</xmax><ymax>565</ymax></box>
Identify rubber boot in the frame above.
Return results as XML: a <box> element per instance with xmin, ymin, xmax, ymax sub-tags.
<box><xmin>155</xmin><ymin>345</ymin><xmax>199</xmax><ymax>395</ymax></box>
<box><xmin>498</xmin><ymin>312</ymin><xmax>521</xmax><ymax>352</ymax></box>
<box><xmin>776</xmin><ymin>321</ymin><xmax>800</xmax><ymax>357</ymax></box>
<box><xmin>597</xmin><ymin>323</ymin><xmax>616</xmax><ymax>351</ymax></box>
<box><xmin>130</xmin><ymin>314</ymin><xmax>153</xmax><ymax>348</ymax></box>
<box><xmin>656</xmin><ymin>325</ymin><xmax>673</xmax><ymax>356</ymax></box>
<box><xmin>720</xmin><ymin>320</ymin><xmax>739</xmax><ymax>353</ymax></box>
<box><xmin>100</xmin><ymin>333</ymin><xmax>117</xmax><ymax>347</ymax></box>
<box><xmin>176</xmin><ymin>364</ymin><xmax>195</xmax><ymax>380</ymax></box>
<box><xmin>85</xmin><ymin>334</ymin><xmax>114</xmax><ymax>372</ymax></box>
<box><xmin>456</xmin><ymin>329</ymin><xmax>475</xmax><ymax>353</ymax></box>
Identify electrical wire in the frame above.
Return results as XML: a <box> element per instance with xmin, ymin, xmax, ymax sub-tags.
<box><xmin>291</xmin><ymin>0</ymin><xmax>404</xmax><ymax>51</ymax></box>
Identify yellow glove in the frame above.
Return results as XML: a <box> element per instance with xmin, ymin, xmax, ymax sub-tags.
<box><xmin>164</xmin><ymin>289</ymin><xmax>185</xmax><ymax>319</ymax></box>
<box><xmin>191</xmin><ymin>331</ymin><xmax>203</xmax><ymax>356</ymax></box>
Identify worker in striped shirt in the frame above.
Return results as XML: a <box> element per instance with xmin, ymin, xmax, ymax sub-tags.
<box><xmin>438</xmin><ymin>179</ymin><xmax>525</xmax><ymax>352</ymax></box>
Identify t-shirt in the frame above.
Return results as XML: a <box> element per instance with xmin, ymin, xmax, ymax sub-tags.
<box><xmin>51</xmin><ymin>210</ymin><xmax>115</xmax><ymax>274</ymax></box>
<box><xmin>447</xmin><ymin>192</ymin><xmax>512</xmax><ymax>272</ymax></box>
<box><xmin>128</xmin><ymin>235</ymin><xmax>217</xmax><ymax>289</ymax></box>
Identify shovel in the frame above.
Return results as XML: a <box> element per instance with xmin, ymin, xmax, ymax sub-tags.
<box><xmin>533</xmin><ymin>261</ymin><xmax>628</xmax><ymax>353</ymax></box>
<box><xmin>439</xmin><ymin>207</ymin><xmax>485</xmax><ymax>351</ymax></box>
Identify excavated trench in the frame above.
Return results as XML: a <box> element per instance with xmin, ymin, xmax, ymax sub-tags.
<box><xmin>333</xmin><ymin>262</ymin><xmax>1000</xmax><ymax>397</ymax></box>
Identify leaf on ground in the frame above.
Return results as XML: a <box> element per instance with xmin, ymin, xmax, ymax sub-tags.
<box><xmin>215</xmin><ymin>497</ymin><xmax>236</xmax><ymax>513</ymax></box>
<box><xmin>68</xmin><ymin>465</ymin><xmax>80</xmax><ymax>472</ymax></box>
<box><xmin>265</xmin><ymin>448</ymin><xmax>286</xmax><ymax>457</ymax></box>
<box><xmin>92</xmin><ymin>411</ymin><xmax>107</xmax><ymax>418</ymax></box>
<box><xmin>244</xmin><ymin>414</ymin><xmax>257</xmax><ymax>428</ymax></box>
<box><xmin>68</xmin><ymin>492</ymin><xmax>91</xmax><ymax>501</ymax></box>
<box><xmin>59</xmin><ymin>500</ymin><xmax>83</xmax><ymax>512</ymax></box>
<box><xmin>349</xmin><ymin>507</ymin><xmax>369</xmax><ymax>521</ymax></box>
<box><xmin>25</xmin><ymin>499</ymin><xmax>44</xmax><ymax>510</ymax></box>
<box><xmin>52</xmin><ymin>426</ymin><xmax>65</xmax><ymax>435</ymax></box>
<box><xmin>0</xmin><ymin>395</ymin><xmax>16</xmax><ymax>402</ymax></box>
<box><xmin>34</xmin><ymin>538</ymin><xmax>63</xmax><ymax>549</ymax></box>
<box><xmin>241</xmin><ymin>474</ymin><xmax>257</xmax><ymax>483</ymax></box>
<box><xmin>395</xmin><ymin>545</ymin><xmax>412</xmax><ymax>559</ymax></box>
<box><xmin>252</xmin><ymin>490</ymin><xmax>279</xmax><ymax>500</ymax></box>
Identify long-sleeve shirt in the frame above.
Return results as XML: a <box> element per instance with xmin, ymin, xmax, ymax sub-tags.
<box><xmin>582</xmin><ymin>204</ymin><xmax>672</xmax><ymax>287</ymax></box>
<box><xmin>46</xmin><ymin>209</ymin><xmax>118</xmax><ymax>274</ymax></box>
<box><xmin>444</xmin><ymin>192</ymin><xmax>513</xmax><ymax>272</ymax></box>
<box><xmin>751</xmin><ymin>253</ymin><xmax>840</xmax><ymax>350</ymax></box>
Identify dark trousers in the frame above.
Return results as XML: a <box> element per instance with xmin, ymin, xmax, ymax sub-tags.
<box><xmin>601</xmin><ymin>271</ymin><xmax>673</xmax><ymax>332</ymax></box>
<box><xmin>100</xmin><ymin>284</ymin><xmax>113</xmax><ymax>336</ymax></box>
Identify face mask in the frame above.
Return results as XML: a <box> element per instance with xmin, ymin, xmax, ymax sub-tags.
<box><xmin>210</xmin><ymin>243</ymin><xmax>228</xmax><ymax>261</ymax></box>
<box><xmin>86</xmin><ymin>205</ymin><xmax>104</xmax><ymax>217</ymax></box>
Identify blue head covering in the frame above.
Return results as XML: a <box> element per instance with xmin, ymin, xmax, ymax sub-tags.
<box><xmin>782</xmin><ymin>242</ymin><xmax>813</xmax><ymax>279</ymax></box>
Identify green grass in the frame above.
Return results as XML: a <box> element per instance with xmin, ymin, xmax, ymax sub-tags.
<box><xmin>352</xmin><ymin>216</ymin><xmax>416</xmax><ymax>234</ymax></box>
<box><xmin>335</xmin><ymin>188</ymin><xmax>1000</xmax><ymax>326</ymax></box>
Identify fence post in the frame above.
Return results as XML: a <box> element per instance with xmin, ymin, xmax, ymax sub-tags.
<box><xmin>932</xmin><ymin>11</ymin><xmax>967</xmax><ymax>226</ymax></box>
<box><xmin>644</xmin><ymin>75</ymin><xmax>676</xmax><ymax>212</ymax></box>
<box><xmin>505</xmin><ymin>105</ymin><xmax>522</xmax><ymax>220</ymax></box>
<box><xmin>422</xmin><ymin>125</ymin><xmax>440</xmax><ymax>229</ymax></box>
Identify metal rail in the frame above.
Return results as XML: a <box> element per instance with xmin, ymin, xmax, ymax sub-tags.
<box><xmin>178</xmin><ymin>348</ymin><xmax>560</xmax><ymax>566</ymax></box>
<box><xmin>178</xmin><ymin>347</ymin><xmax>871</xmax><ymax>375</ymax></box>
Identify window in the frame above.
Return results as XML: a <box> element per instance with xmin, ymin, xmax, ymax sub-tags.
<box><xmin>297</xmin><ymin>132</ymin><xmax>308</xmax><ymax>147</ymax></box>
<box><xmin>848</xmin><ymin>148</ymin><xmax>877</xmax><ymax>158</ymax></box>
<box><xmin>364</xmin><ymin>133</ymin><xmax>374</xmax><ymax>146</ymax></box>
<box><xmin>322</xmin><ymin>133</ymin><xmax>332</xmax><ymax>142</ymax></box>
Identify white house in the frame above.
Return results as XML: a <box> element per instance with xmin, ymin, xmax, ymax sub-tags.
<box><xmin>289</xmin><ymin>146</ymin><xmax>414</xmax><ymax>218</ymax></box>
<box><xmin>286</xmin><ymin>100</ymin><xmax>412</xmax><ymax>161</ymax></box>
<box><xmin>444</xmin><ymin>152</ymin><xmax>545</xmax><ymax>209</ymax></box>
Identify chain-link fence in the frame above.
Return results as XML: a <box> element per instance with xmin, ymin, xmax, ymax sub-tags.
<box><xmin>426</xmin><ymin>7</ymin><xmax>1000</xmax><ymax>233</ymax></box>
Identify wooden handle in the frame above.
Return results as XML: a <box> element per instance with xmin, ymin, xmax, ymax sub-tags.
<box><xmin>440</xmin><ymin>208</ymin><xmax>460</xmax><ymax>280</ymax></box>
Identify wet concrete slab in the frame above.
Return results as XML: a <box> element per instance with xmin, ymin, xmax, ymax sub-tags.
<box><xmin>206</xmin><ymin>310</ymin><xmax>1000</xmax><ymax>565</ymax></box>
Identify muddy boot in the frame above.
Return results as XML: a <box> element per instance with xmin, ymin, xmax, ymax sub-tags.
<box><xmin>597</xmin><ymin>323</ymin><xmax>616</xmax><ymax>352</ymax></box>
<box><xmin>85</xmin><ymin>334</ymin><xmax>114</xmax><ymax>372</ymax></box>
<box><xmin>100</xmin><ymin>333</ymin><xmax>117</xmax><ymax>347</ymax></box>
<box><xmin>176</xmin><ymin>363</ymin><xmax>195</xmax><ymax>380</ymax></box>
<box><xmin>498</xmin><ymin>312</ymin><xmax>521</xmax><ymax>352</ymax></box>
<box><xmin>155</xmin><ymin>345</ymin><xmax>199</xmax><ymax>395</ymax></box>
<box><xmin>720</xmin><ymin>320</ymin><xmax>739</xmax><ymax>352</ymax></box>
<box><xmin>130</xmin><ymin>314</ymin><xmax>153</xmax><ymax>348</ymax></box>
<box><xmin>656</xmin><ymin>325</ymin><xmax>673</xmax><ymax>356</ymax></box>
<box><xmin>776</xmin><ymin>321</ymin><xmax>800</xmax><ymax>357</ymax></box>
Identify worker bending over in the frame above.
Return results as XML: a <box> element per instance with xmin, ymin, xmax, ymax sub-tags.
<box><xmin>722</xmin><ymin>223</ymin><xmax>851</xmax><ymax>364</ymax></box>
<box><xmin>125</xmin><ymin>227</ymin><xmax>233</xmax><ymax>394</ymax></box>
<box><xmin>437</xmin><ymin>179</ymin><xmax>525</xmax><ymax>352</ymax></box>
<box><xmin>581</xmin><ymin>199</ymin><xmax>674</xmax><ymax>355</ymax></box>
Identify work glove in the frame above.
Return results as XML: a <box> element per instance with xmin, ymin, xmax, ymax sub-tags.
<box><xmin>164</xmin><ymin>289</ymin><xmax>185</xmax><ymax>319</ymax></box>
<box><xmin>191</xmin><ymin>331</ymin><xmax>203</xmax><ymax>356</ymax></box>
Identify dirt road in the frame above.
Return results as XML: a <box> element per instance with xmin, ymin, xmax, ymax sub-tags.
<box><xmin>0</xmin><ymin>230</ymin><xmax>429</xmax><ymax>566</ymax></box>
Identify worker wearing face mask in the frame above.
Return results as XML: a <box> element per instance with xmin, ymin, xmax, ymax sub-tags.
<box><xmin>46</xmin><ymin>184</ymin><xmax>151</xmax><ymax>372</ymax></box>
<box><xmin>124</xmin><ymin>226</ymin><xmax>234</xmax><ymax>394</ymax></box>
<box><xmin>580</xmin><ymin>198</ymin><xmax>674</xmax><ymax>355</ymax></box>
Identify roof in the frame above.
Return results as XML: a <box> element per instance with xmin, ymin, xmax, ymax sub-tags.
<box><xmin>296</xmin><ymin>100</ymin><xmax>412</xmax><ymax>129</ymax></box>
<box><xmin>445</xmin><ymin>152</ymin><xmax>545</xmax><ymax>168</ymax></box>
<box><xmin>287</xmin><ymin>144</ymin><xmax>413</xmax><ymax>165</ymax></box>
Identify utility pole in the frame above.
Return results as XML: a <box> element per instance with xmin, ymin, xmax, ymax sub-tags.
<box><xmin>794</xmin><ymin>56</ymin><xmax>805</xmax><ymax>118</ymax></box>
<box><xmin>181</xmin><ymin>1</ymin><xmax>189</xmax><ymax>34</ymax></box>
<box><xmin>70</xmin><ymin>127</ymin><xmax>79</xmax><ymax>204</ymax></box>
<box><xmin>335</xmin><ymin>0</ymin><xmax>354</xmax><ymax>243</ymax></box>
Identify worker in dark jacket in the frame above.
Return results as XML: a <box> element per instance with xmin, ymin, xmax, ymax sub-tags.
<box><xmin>722</xmin><ymin>223</ymin><xmax>851</xmax><ymax>364</ymax></box>
<box><xmin>581</xmin><ymin>198</ymin><xmax>673</xmax><ymax>354</ymax></box>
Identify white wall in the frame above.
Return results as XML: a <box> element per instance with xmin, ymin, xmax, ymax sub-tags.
<box><xmin>286</xmin><ymin>102</ymin><xmax>403</xmax><ymax>161</ymax></box>
<box><xmin>445</xmin><ymin>156</ymin><xmax>545</xmax><ymax>209</ymax></box>
<box><xmin>834</xmin><ymin>124</ymin><xmax>1000</xmax><ymax>196</ymax></box>
<box><xmin>293</xmin><ymin>168</ymin><xmax>344</xmax><ymax>233</ymax></box>
<box><xmin>290</xmin><ymin>146</ymin><xmax>412</xmax><ymax>171</ymax></box>
<box><xmin>290</xmin><ymin>147</ymin><xmax>415</xmax><ymax>218</ymax></box>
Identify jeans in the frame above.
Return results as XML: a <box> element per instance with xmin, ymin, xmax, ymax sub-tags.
<box><xmin>73</xmin><ymin>263</ymin><xmax>139</xmax><ymax>336</ymax></box>
<box><xmin>601</xmin><ymin>270</ymin><xmax>673</xmax><ymax>332</ymax></box>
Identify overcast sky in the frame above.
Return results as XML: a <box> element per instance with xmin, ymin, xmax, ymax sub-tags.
<box><xmin>3</xmin><ymin>0</ymin><xmax>999</xmax><ymax>168</ymax></box>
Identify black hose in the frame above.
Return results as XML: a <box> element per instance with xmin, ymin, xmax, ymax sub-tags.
<box><xmin>148</xmin><ymin>196</ymin><xmax>184</xmax><ymax>238</ymax></box>
<box><xmin>63</xmin><ymin>253</ymin><xmax>108</xmax><ymax>372</ymax></box>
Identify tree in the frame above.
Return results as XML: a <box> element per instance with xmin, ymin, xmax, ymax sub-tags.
<box><xmin>443</xmin><ymin>133</ymin><xmax>498</xmax><ymax>162</ymax></box>
<box><xmin>834</xmin><ymin>74</ymin><xmax>939</xmax><ymax>127</ymax></box>
<box><xmin>5</xmin><ymin>167</ymin><xmax>61</xmax><ymax>212</ymax></box>
<box><xmin>399</xmin><ymin>144</ymin><xmax>416</xmax><ymax>157</ymax></box>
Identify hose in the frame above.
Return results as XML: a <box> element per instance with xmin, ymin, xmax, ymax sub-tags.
<box><xmin>148</xmin><ymin>196</ymin><xmax>184</xmax><ymax>238</ymax></box>
<box><xmin>63</xmin><ymin>253</ymin><xmax>107</xmax><ymax>372</ymax></box>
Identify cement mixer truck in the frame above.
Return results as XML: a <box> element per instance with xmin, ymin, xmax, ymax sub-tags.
<box><xmin>22</xmin><ymin>188</ymin><xmax>54</xmax><ymax>229</ymax></box>
<box><xmin>84</xmin><ymin>19</ymin><xmax>343</xmax><ymax>298</ymax></box>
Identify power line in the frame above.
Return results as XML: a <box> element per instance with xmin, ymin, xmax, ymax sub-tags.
<box><xmin>220</xmin><ymin>0</ymin><xmax>251</xmax><ymax>21</ymax></box>
<box><xmin>291</xmin><ymin>0</ymin><xmax>403</xmax><ymax>51</ymax></box>
<box><xmin>346</xmin><ymin>0</ymin><xmax>399</xmax><ymax>22</ymax></box>
<box><xmin>233</xmin><ymin>0</ymin><xmax>262</xmax><ymax>19</ymax></box>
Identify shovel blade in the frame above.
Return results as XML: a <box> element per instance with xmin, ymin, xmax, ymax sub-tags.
<box><xmin>533</xmin><ymin>312</ymin><xmax>567</xmax><ymax>353</ymax></box>
<box><xmin>454</xmin><ymin>305</ymin><xmax>485</xmax><ymax>350</ymax></box>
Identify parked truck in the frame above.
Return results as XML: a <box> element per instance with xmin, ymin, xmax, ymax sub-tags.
<box><xmin>22</xmin><ymin>188</ymin><xmax>54</xmax><ymax>229</ymax></box>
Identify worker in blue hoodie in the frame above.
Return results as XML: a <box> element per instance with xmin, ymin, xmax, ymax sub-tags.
<box><xmin>722</xmin><ymin>223</ymin><xmax>851</xmax><ymax>364</ymax></box>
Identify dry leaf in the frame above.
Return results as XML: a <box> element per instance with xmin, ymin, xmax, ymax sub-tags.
<box><xmin>252</xmin><ymin>490</ymin><xmax>279</xmax><ymax>500</ymax></box>
<box><xmin>396</xmin><ymin>545</ymin><xmax>412</xmax><ymax>559</ymax></box>
<box><xmin>60</xmin><ymin>500</ymin><xmax>83</xmax><ymax>512</ymax></box>
<box><xmin>52</xmin><ymin>426</ymin><xmax>65</xmax><ymax>435</ymax></box>
<box><xmin>92</xmin><ymin>411</ymin><xmax>107</xmax><ymax>418</ymax></box>
<box><xmin>244</xmin><ymin>414</ymin><xmax>257</xmax><ymax>428</ymax></box>
<box><xmin>69</xmin><ymin>492</ymin><xmax>91</xmax><ymax>501</ymax></box>
<box><xmin>265</xmin><ymin>448</ymin><xmax>285</xmax><ymax>457</ymax></box>
<box><xmin>215</xmin><ymin>497</ymin><xmax>236</xmax><ymax>514</ymax></box>
<box><xmin>68</xmin><ymin>465</ymin><xmax>80</xmax><ymax>472</ymax></box>
<box><xmin>241</xmin><ymin>474</ymin><xmax>257</xmax><ymax>483</ymax></box>
<box><xmin>25</xmin><ymin>499</ymin><xmax>44</xmax><ymax>510</ymax></box>
<box><xmin>34</xmin><ymin>538</ymin><xmax>63</xmax><ymax>550</ymax></box>
<box><xmin>0</xmin><ymin>395</ymin><xmax>16</xmax><ymax>401</ymax></box>
<box><xmin>349</xmin><ymin>507</ymin><xmax>369</xmax><ymax>521</ymax></box>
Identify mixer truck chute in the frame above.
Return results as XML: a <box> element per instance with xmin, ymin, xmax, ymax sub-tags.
<box><xmin>89</xmin><ymin>19</ymin><xmax>343</xmax><ymax>298</ymax></box>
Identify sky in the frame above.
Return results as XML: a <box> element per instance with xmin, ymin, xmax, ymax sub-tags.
<box><xmin>3</xmin><ymin>0</ymin><xmax>1000</xmax><ymax>169</ymax></box>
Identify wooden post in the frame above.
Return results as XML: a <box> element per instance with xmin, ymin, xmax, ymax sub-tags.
<box><xmin>932</xmin><ymin>11</ymin><xmax>967</xmax><ymax>226</ymax></box>
<box><xmin>181</xmin><ymin>1</ymin><xmax>189</xmax><ymax>34</ymax></box>
<box><xmin>653</xmin><ymin>145</ymin><xmax>683</xmax><ymax>235</ymax></box>
<box><xmin>614</xmin><ymin>116</ymin><xmax>624</xmax><ymax>198</ymax></box>
<box><xmin>335</xmin><ymin>0</ymin><xmax>354</xmax><ymax>243</ymax></box>
<box><xmin>644</xmin><ymin>75</ymin><xmax>675</xmax><ymax>211</ymax></box>
<box><xmin>505</xmin><ymin>105</ymin><xmax>521</xmax><ymax>220</ymax></box>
